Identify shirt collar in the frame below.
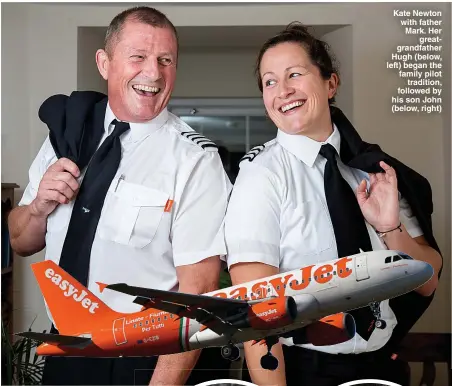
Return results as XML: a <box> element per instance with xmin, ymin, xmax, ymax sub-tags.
<box><xmin>104</xmin><ymin>102</ymin><xmax>169</xmax><ymax>143</ymax></box>
<box><xmin>276</xmin><ymin>124</ymin><xmax>341</xmax><ymax>167</ymax></box>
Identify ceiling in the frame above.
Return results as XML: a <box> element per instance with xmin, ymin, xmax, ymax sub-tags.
<box><xmin>85</xmin><ymin>24</ymin><xmax>344</xmax><ymax>50</ymax></box>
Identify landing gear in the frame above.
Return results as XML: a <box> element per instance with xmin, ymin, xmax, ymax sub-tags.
<box><xmin>369</xmin><ymin>301</ymin><xmax>386</xmax><ymax>330</ymax></box>
<box><xmin>260</xmin><ymin>336</ymin><xmax>279</xmax><ymax>371</ymax></box>
<box><xmin>220</xmin><ymin>344</ymin><xmax>240</xmax><ymax>361</ymax></box>
<box><xmin>261</xmin><ymin>354</ymin><xmax>279</xmax><ymax>371</ymax></box>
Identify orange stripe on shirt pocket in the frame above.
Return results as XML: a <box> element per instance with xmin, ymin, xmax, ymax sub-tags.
<box><xmin>164</xmin><ymin>199</ymin><xmax>174</xmax><ymax>213</ymax></box>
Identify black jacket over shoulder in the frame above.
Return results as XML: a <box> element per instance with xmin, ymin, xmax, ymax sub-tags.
<box><xmin>330</xmin><ymin>105</ymin><xmax>442</xmax><ymax>354</ymax></box>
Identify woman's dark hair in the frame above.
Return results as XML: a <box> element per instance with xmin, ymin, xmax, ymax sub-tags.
<box><xmin>255</xmin><ymin>22</ymin><xmax>340</xmax><ymax>104</ymax></box>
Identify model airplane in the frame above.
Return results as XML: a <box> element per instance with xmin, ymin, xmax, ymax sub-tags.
<box><xmin>17</xmin><ymin>250</ymin><xmax>433</xmax><ymax>370</ymax></box>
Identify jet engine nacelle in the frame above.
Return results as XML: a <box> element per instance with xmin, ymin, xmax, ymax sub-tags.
<box><xmin>248</xmin><ymin>296</ymin><xmax>298</xmax><ymax>330</ymax></box>
<box><xmin>288</xmin><ymin>312</ymin><xmax>356</xmax><ymax>346</ymax></box>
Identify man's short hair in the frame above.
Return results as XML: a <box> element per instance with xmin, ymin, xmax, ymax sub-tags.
<box><xmin>104</xmin><ymin>6</ymin><xmax>179</xmax><ymax>58</ymax></box>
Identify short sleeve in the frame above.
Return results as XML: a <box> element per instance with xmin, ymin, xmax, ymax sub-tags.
<box><xmin>171</xmin><ymin>151</ymin><xmax>232</xmax><ymax>266</ymax></box>
<box><xmin>399</xmin><ymin>194</ymin><xmax>423</xmax><ymax>238</ymax></box>
<box><xmin>225</xmin><ymin>162</ymin><xmax>282</xmax><ymax>269</ymax></box>
<box><xmin>19</xmin><ymin>136</ymin><xmax>56</xmax><ymax>207</ymax></box>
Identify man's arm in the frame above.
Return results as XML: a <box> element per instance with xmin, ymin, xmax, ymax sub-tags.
<box><xmin>8</xmin><ymin>158</ymin><xmax>80</xmax><ymax>256</ymax></box>
<box><xmin>149</xmin><ymin>255</ymin><xmax>221</xmax><ymax>386</ymax></box>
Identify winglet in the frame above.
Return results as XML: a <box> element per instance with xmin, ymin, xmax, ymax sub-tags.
<box><xmin>96</xmin><ymin>282</ymin><xmax>108</xmax><ymax>293</ymax></box>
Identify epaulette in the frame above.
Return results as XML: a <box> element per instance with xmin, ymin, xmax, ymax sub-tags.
<box><xmin>180</xmin><ymin>131</ymin><xmax>218</xmax><ymax>151</ymax></box>
<box><xmin>240</xmin><ymin>144</ymin><xmax>265</xmax><ymax>163</ymax></box>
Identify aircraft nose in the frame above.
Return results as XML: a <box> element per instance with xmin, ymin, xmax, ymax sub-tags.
<box><xmin>410</xmin><ymin>260</ymin><xmax>434</xmax><ymax>286</ymax></box>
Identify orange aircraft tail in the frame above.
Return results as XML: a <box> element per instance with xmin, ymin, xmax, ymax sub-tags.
<box><xmin>31</xmin><ymin>260</ymin><xmax>121</xmax><ymax>335</ymax></box>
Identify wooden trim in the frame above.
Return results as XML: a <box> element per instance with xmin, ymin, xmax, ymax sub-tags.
<box><xmin>1</xmin><ymin>183</ymin><xmax>19</xmax><ymax>189</ymax></box>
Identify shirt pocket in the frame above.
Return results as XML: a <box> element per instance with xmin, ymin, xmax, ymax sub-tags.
<box><xmin>98</xmin><ymin>181</ymin><xmax>169</xmax><ymax>249</ymax></box>
<box><xmin>290</xmin><ymin>198</ymin><xmax>335</xmax><ymax>256</ymax></box>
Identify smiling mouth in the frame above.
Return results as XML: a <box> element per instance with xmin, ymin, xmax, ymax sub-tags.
<box><xmin>279</xmin><ymin>100</ymin><xmax>306</xmax><ymax>113</ymax></box>
<box><xmin>132</xmin><ymin>84</ymin><xmax>161</xmax><ymax>97</ymax></box>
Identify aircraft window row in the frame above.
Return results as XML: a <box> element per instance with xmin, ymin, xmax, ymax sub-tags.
<box><xmin>132</xmin><ymin>314</ymin><xmax>174</xmax><ymax>328</ymax></box>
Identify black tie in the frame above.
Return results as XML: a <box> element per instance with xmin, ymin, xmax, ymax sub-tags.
<box><xmin>58</xmin><ymin>120</ymin><xmax>130</xmax><ymax>286</ymax></box>
<box><xmin>319</xmin><ymin>143</ymin><xmax>377</xmax><ymax>340</ymax></box>
<box><xmin>319</xmin><ymin>143</ymin><xmax>373</xmax><ymax>254</ymax></box>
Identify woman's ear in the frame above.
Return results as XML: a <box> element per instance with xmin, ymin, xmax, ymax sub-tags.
<box><xmin>327</xmin><ymin>73</ymin><xmax>339</xmax><ymax>99</ymax></box>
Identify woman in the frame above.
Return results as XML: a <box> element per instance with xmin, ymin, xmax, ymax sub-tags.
<box><xmin>224</xmin><ymin>22</ymin><xmax>442</xmax><ymax>386</ymax></box>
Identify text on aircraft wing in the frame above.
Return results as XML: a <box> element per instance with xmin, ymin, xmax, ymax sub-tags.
<box><xmin>107</xmin><ymin>283</ymin><xmax>248</xmax><ymax>310</ymax></box>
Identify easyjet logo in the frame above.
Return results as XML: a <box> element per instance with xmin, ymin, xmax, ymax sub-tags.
<box><xmin>213</xmin><ymin>257</ymin><xmax>353</xmax><ymax>300</ymax></box>
<box><xmin>45</xmin><ymin>268</ymin><xmax>99</xmax><ymax>314</ymax></box>
<box><xmin>257</xmin><ymin>309</ymin><xmax>277</xmax><ymax>317</ymax></box>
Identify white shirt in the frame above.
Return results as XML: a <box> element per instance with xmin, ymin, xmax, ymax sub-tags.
<box><xmin>20</xmin><ymin>103</ymin><xmax>232</xmax><ymax>318</ymax></box>
<box><xmin>225</xmin><ymin>125</ymin><xmax>423</xmax><ymax>354</ymax></box>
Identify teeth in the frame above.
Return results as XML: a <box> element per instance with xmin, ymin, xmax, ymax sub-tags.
<box><xmin>133</xmin><ymin>85</ymin><xmax>160</xmax><ymax>93</ymax></box>
<box><xmin>281</xmin><ymin>100</ymin><xmax>305</xmax><ymax>112</ymax></box>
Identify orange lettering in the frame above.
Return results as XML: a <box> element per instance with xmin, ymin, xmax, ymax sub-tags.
<box><xmin>290</xmin><ymin>265</ymin><xmax>314</xmax><ymax>290</ymax></box>
<box><xmin>250</xmin><ymin>281</ymin><xmax>268</xmax><ymax>300</ymax></box>
<box><xmin>230</xmin><ymin>286</ymin><xmax>247</xmax><ymax>300</ymax></box>
<box><xmin>269</xmin><ymin>274</ymin><xmax>293</xmax><ymax>297</ymax></box>
<box><xmin>334</xmin><ymin>257</ymin><xmax>353</xmax><ymax>278</ymax></box>
<box><xmin>314</xmin><ymin>264</ymin><xmax>333</xmax><ymax>284</ymax></box>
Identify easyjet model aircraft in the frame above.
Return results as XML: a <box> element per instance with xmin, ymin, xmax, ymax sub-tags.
<box><xmin>18</xmin><ymin>250</ymin><xmax>432</xmax><ymax>370</ymax></box>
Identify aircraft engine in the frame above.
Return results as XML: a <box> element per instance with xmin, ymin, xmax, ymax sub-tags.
<box><xmin>247</xmin><ymin>296</ymin><xmax>298</xmax><ymax>330</ymax></box>
<box><xmin>287</xmin><ymin>312</ymin><xmax>356</xmax><ymax>346</ymax></box>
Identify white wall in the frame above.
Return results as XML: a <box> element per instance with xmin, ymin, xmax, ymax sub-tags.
<box><xmin>2</xmin><ymin>3</ymin><xmax>450</xmax><ymax>383</ymax></box>
<box><xmin>323</xmin><ymin>25</ymin><xmax>353</xmax><ymax>119</ymax></box>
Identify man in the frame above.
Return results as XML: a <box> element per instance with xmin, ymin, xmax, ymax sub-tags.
<box><xmin>8</xmin><ymin>6</ymin><xmax>232</xmax><ymax>385</ymax></box>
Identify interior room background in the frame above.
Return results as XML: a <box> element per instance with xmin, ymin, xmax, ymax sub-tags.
<box><xmin>1</xmin><ymin>2</ymin><xmax>450</xmax><ymax>385</ymax></box>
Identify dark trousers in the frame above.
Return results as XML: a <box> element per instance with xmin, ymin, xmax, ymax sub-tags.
<box><xmin>242</xmin><ymin>346</ymin><xmax>411</xmax><ymax>386</ymax></box>
<box><xmin>42</xmin><ymin>327</ymin><xmax>231</xmax><ymax>385</ymax></box>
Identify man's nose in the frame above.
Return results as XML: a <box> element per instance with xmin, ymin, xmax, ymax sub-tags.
<box><xmin>142</xmin><ymin>58</ymin><xmax>162</xmax><ymax>81</ymax></box>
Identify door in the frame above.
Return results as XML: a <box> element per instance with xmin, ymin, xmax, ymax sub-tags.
<box><xmin>355</xmin><ymin>254</ymin><xmax>370</xmax><ymax>281</ymax></box>
<box><xmin>113</xmin><ymin>317</ymin><xmax>127</xmax><ymax>345</ymax></box>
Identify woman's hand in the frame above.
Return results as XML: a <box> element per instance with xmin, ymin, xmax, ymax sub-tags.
<box><xmin>356</xmin><ymin>161</ymin><xmax>400</xmax><ymax>232</ymax></box>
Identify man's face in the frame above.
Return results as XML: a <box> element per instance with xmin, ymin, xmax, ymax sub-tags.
<box><xmin>97</xmin><ymin>20</ymin><xmax>178</xmax><ymax>123</ymax></box>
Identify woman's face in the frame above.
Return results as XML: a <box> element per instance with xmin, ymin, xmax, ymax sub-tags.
<box><xmin>260</xmin><ymin>42</ymin><xmax>338</xmax><ymax>138</ymax></box>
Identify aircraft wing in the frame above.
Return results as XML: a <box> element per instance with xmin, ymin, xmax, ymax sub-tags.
<box><xmin>107</xmin><ymin>283</ymin><xmax>248</xmax><ymax>311</ymax></box>
<box><xmin>16</xmin><ymin>332</ymin><xmax>92</xmax><ymax>347</ymax></box>
<box><xmin>106</xmin><ymin>283</ymin><xmax>249</xmax><ymax>336</ymax></box>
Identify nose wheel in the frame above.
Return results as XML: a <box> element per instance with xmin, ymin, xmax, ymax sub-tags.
<box><xmin>369</xmin><ymin>301</ymin><xmax>386</xmax><ymax>330</ymax></box>
<box><xmin>220</xmin><ymin>344</ymin><xmax>241</xmax><ymax>361</ymax></box>
<box><xmin>259</xmin><ymin>336</ymin><xmax>279</xmax><ymax>371</ymax></box>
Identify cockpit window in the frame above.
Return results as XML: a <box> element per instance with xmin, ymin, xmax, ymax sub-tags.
<box><xmin>398</xmin><ymin>252</ymin><xmax>413</xmax><ymax>260</ymax></box>
<box><xmin>393</xmin><ymin>255</ymin><xmax>402</xmax><ymax>262</ymax></box>
<box><xmin>385</xmin><ymin>256</ymin><xmax>391</xmax><ymax>264</ymax></box>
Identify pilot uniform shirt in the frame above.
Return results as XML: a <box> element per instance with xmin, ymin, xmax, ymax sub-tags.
<box><xmin>20</xmin><ymin>103</ymin><xmax>232</xmax><ymax>321</ymax></box>
<box><xmin>224</xmin><ymin>124</ymin><xmax>423</xmax><ymax>354</ymax></box>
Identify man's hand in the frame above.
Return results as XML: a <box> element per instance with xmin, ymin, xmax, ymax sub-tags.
<box><xmin>29</xmin><ymin>158</ymin><xmax>80</xmax><ymax>218</ymax></box>
<box><xmin>356</xmin><ymin>161</ymin><xmax>400</xmax><ymax>232</ymax></box>
<box><xmin>149</xmin><ymin>256</ymin><xmax>221</xmax><ymax>385</ymax></box>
